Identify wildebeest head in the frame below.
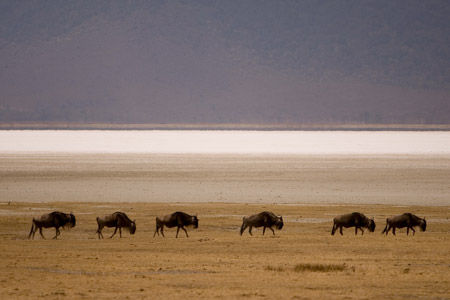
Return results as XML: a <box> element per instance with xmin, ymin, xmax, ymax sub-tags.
<box><xmin>368</xmin><ymin>218</ymin><xmax>376</xmax><ymax>232</ymax></box>
<box><xmin>276</xmin><ymin>216</ymin><xmax>284</xmax><ymax>230</ymax></box>
<box><xmin>420</xmin><ymin>218</ymin><xmax>427</xmax><ymax>232</ymax></box>
<box><xmin>130</xmin><ymin>220</ymin><xmax>137</xmax><ymax>235</ymax></box>
<box><xmin>66</xmin><ymin>212</ymin><xmax>76</xmax><ymax>229</ymax></box>
<box><xmin>192</xmin><ymin>215</ymin><xmax>199</xmax><ymax>229</ymax></box>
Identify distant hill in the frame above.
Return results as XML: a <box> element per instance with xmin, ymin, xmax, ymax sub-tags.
<box><xmin>1</xmin><ymin>0</ymin><xmax>449</xmax><ymax>125</ymax></box>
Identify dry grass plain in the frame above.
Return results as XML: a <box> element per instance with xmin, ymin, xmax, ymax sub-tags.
<box><xmin>1</xmin><ymin>154</ymin><xmax>450</xmax><ymax>299</ymax></box>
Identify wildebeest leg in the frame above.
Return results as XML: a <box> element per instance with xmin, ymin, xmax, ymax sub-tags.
<box><xmin>268</xmin><ymin>227</ymin><xmax>275</xmax><ymax>235</ymax></box>
<box><xmin>96</xmin><ymin>218</ymin><xmax>103</xmax><ymax>239</ymax></box>
<box><xmin>154</xmin><ymin>223</ymin><xmax>163</xmax><ymax>237</ymax></box>
<box><xmin>381</xmin><ymin>224</ymin><xmax>388</xmax><ymax>235</ymax></box>
<box><xmin>331</xmin><ymin>223</ymin><xmax>336</xmax><ymax>235</ymax></box>
<box><xmin>249</xmin><ymin>226</ymin><xmax>253</xmax><ymax>236</ymax></box>
<box><xmin>31</xmin><ymin>227</ymin><xmax>37</xmax><ymax>239</ymax></box>
<box><xmin>176</xmin><ymin>226</ymin><xmax>180</xmax><ymax>238</ymax></box>
<box><xmin>28</xmin><ymin>222</ymin><xmax>35</xmax><ymax>239</ymax></box>
<box><xmin>110</xmin><ymin>227</ymin><xmax>118</xmax><ymax>238</ymax></box>
<box><xmin>339</xmin><ymin>226</ymin><xmax>343</xmax><ymax>235</ymax></box>
<box><xmin>38</xmin><ymin>227</ymin><xmax>46</xmax><ymax>239</ymax></box>
<box><xmin>392</xmin><ymin>227</ymin><xmax>396</xmax><ymax>236</ymax></box>
<box><xmin>29</xmin><ymin>222</ymin><xmax>39</xmax><ymax>239</ymax></box>
<box><xmin>385</xmin><ymin>225</ymin><xmax>392</xmax><ymax>235</ymax></box>
<box><xmin>160</xmin><ymin>227</ymin><xmax>165</xmax><ymax>237</ymax></box>
<box><xmin>410</xmin><ymin>227</ymin><xmax>415</xmax><ymax>236</ymax></box>
<box><xmin>53</xmin><ymin>227</ymin><xmax>60</xmax><ymax>240</ymax></box>
<box><xmin>119</xmin><ymin>227</ymin><xmax>122</xmax><ymax>238</ymax></box>
<box><xmin>97</xmin><ymin>225</ymin><xmax>104</xmax><ymax>239</ymax></box>
<box><xmin>181</xmin><ymin>226</ymin><xmax>189</xmax><ymax>238</ymax></box>
<box><xmin>356</xmin><ymin>227</ymin><xmax>364</xmax><ymax>235</ymax></box>
<box><xmin>240</xmin><ymin>222</ymin><xmax>248</xmax><ymax>236</ymax></box>
<box><xmin>262</xmin><ymin>226</ymin><xmax>266</xmax><ymax>236</ymax></box>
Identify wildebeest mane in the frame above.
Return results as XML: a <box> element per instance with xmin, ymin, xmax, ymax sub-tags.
<box><xmin>55</xmin><ymin>211</ymin><xmax>76</xmax><ymax>229</ymax></box>
<box><xmin>114</xmin><ymin>211</ymin><xmax>135</xmax><ymax>232</ymax></box>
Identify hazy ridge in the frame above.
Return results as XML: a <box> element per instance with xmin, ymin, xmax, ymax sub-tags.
<box><xmin>1</xmin><ymin>122</ymin><xmax>450</xmax><ymax>131</ymax></box>
<box><xmin>1</xmin><ymin>0</ymin><xmax>449</xmax><ymax>124</ymax></box>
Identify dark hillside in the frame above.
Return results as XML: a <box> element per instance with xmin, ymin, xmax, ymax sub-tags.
<box><xmin>1</xmin><ymin>0</ymin><xmax>449</xmax><ymax>124</ymax></box>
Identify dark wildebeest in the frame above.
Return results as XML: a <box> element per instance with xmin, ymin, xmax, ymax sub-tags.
<box><xmin>331</xmin><ymin>212</ymin><xmax>375</xmax><ymax>235</ymax></box>
<box><xmin>240</xmin><ymin>211</ymin><xmax>284</xmax><ymax>236</ymax></box>
<box><xmin>153</xmin><ymin>212</ymin><xmax>198</xmax><ymax>238</ymax></box>
<box><xmin>28</xmin><ymin>211</ymin><xmax>76</xmax><ymax>240</ymax></box>
<box><xmin>96</xmin><ymin>212</ymin><xmax>136</xmax><ymax>239</ymax></box>
<box><xmin>381</xmin><ymin>213</ymin><xmax>426</xmax><ymax>236</ymax></box>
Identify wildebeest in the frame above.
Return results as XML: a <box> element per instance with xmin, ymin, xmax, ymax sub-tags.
<box><xmin>331</xmin><ymin>212</ymin><xmax>376</xmax><ymax>235</ymax></box>
<box><xmin>153</xmin><ymin>211</ymin><xmax>198</xmax><ymax>238</ymax></box>
<box><xmin>96</xmin><ymin>212</ymin><xmax>136</xmax><ymax>239</ymax></box>
<box><xmin>381</xmin><ymin>213</ymin><xmax>426</xmax><ymax>236</ymax></box>
<box><xmin>28</xmin><ymin>211</ymin><xmax>76</xmax><ymax>240</ymax></box>
<box><xmin>240</xmin><ymin>211</ymin><xmax>283</xmax><ymax>236</ymax></box>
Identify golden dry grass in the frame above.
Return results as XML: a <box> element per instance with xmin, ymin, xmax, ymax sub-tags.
<box><xmin>0</xmin><ymin>154</ymin><xmax>450</xmax><ymax>299</ymax></box>
<box><xmin>1</xmin><ymin>202</ymin><xmax>450</xmax><ymax>299</ymax></box>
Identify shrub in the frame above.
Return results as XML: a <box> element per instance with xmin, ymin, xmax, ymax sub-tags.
<box><xmin>293</xmin><ymin>263</ymin><xmax>346</xmax><ymax>273</ymax></box>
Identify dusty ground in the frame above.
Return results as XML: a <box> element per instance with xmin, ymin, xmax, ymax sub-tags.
<box><xmin>0</xmin><ymin>154</ymin><xmax>450</xmax><ymax>299</ymax></box>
